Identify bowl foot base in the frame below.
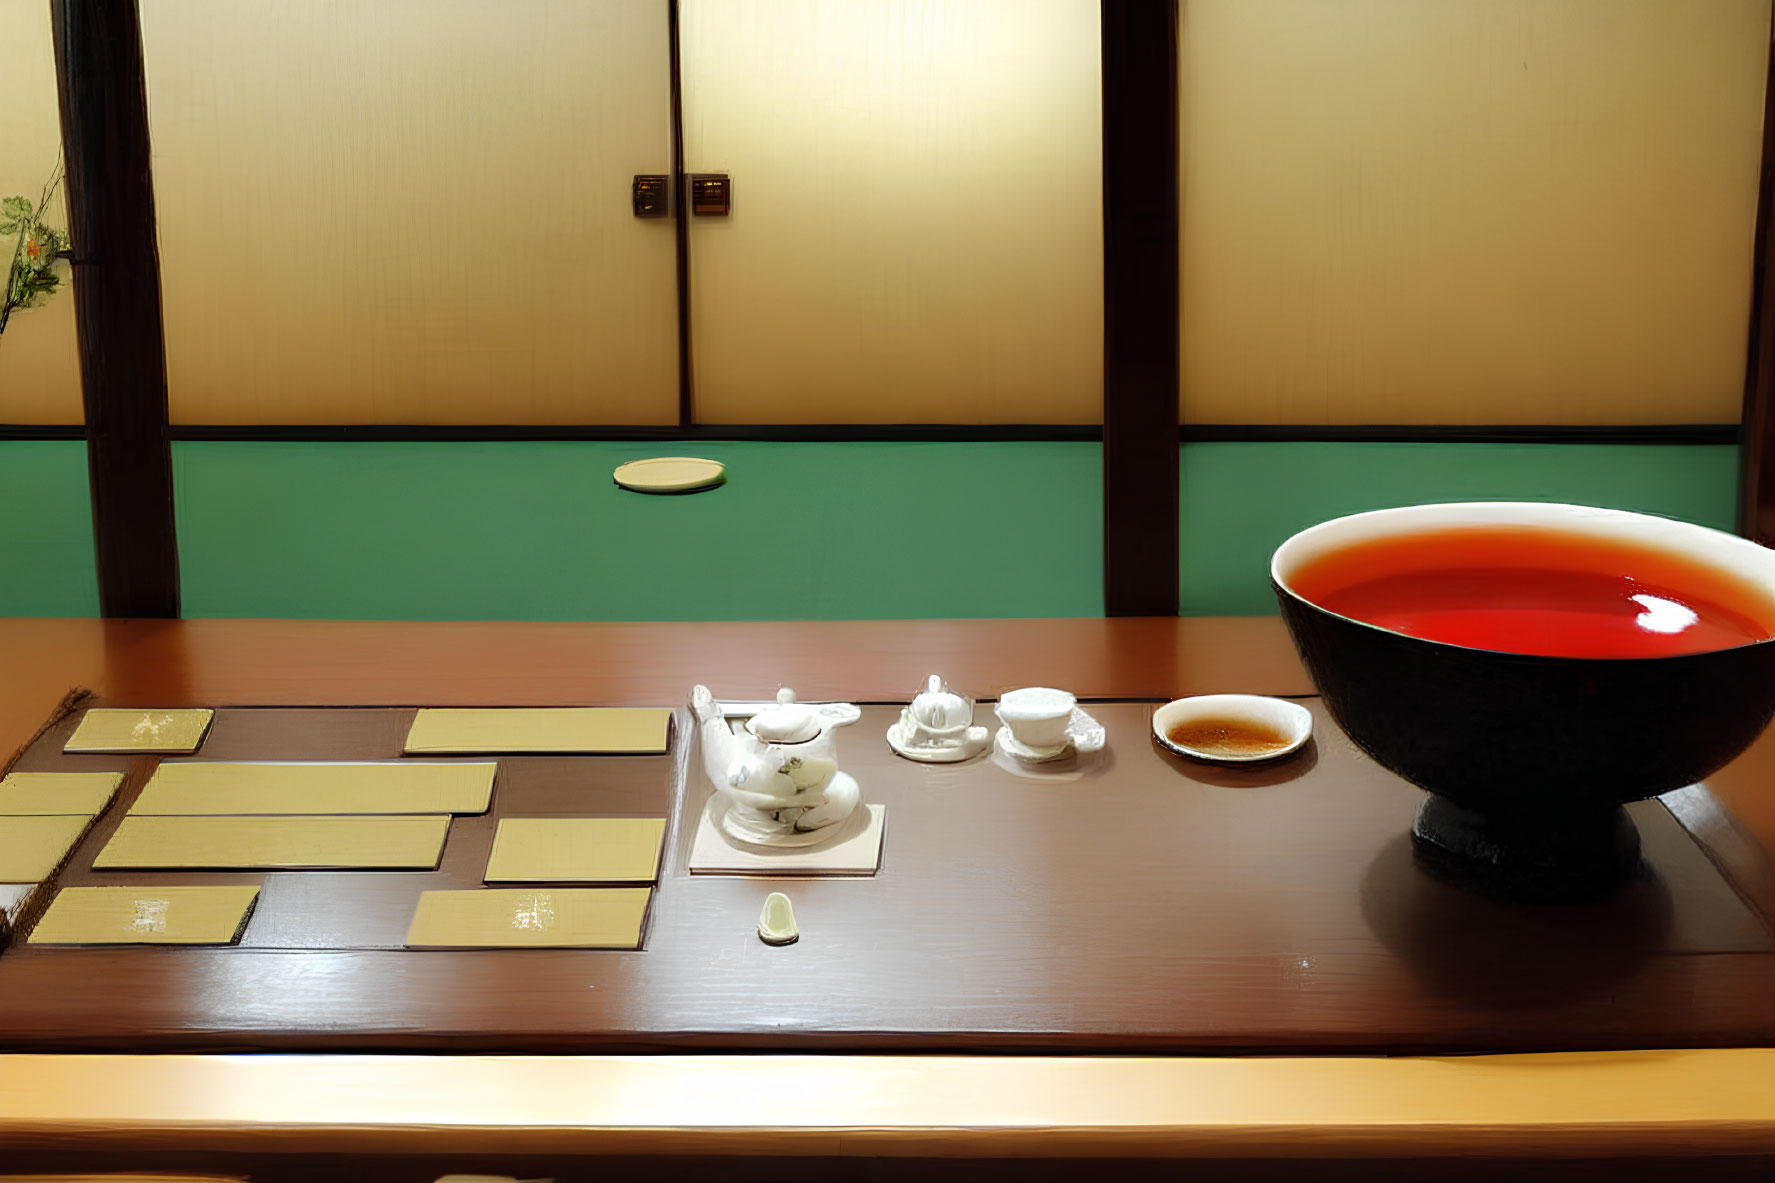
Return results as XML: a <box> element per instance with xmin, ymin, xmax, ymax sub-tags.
<box><xmin>1410</xmin><ymin>796</ymin><xmax>1643</xmax><ymax>904</ymax></box>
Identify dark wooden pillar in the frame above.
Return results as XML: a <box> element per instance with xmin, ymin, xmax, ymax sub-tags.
<box><xmin>1101</xmin><ymin>0</ymin><xmax>1181</xmax><ymax>615</ymax></box>
<box><xmin>51</xmin><ymin>0</ymin><xmax>180</xmax><ymax>617</ymax></box>
<box><xmin>1740</xmin><ymin>28</ymin><xmax>1775</xmax><ymax>545</ymax></box>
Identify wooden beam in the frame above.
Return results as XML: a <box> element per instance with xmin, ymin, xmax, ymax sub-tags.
<box><xmin>1101</xmin><ymin>0</ymin><xmax>1181</xmax><ymax>615</ymax></box>
<box><xmin>1740</xmin><ymin>20</ymin><xmax>1775</xmax><ymax>544</ymax></box>
<box><xmin>50</xmin><ymin>0</ymin><xmax>180</xmax><ymax>618</ymax></box>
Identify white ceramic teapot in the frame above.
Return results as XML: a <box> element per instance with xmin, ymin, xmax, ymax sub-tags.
<box><xmin>691</xmin><ymin>685</ymin><xmax>863</xmax><ymax>845</ymax></box>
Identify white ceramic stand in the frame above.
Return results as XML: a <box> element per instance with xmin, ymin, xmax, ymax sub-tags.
<box><xmin>714</xmin><ymin>771</ymin><xmax>862</xmax><ymax>847</ymax></box>
<box><xmin>886</xmin><ymin>720</ymin><xmax>991</xmax><ymax>762</ymax></box>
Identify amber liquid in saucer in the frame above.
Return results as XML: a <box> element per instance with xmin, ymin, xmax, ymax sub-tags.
<box><xmin>1167</xmin><ymin>718</ymin><xmax>1293</xmax><ymax>758</ymax></box>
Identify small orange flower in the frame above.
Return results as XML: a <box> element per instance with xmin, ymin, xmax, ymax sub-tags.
<box><xmin>24</xmin><ymin>239</ymin><xmax>41</xmax><ymax>261</ymax></box>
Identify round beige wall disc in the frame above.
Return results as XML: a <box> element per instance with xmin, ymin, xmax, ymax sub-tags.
<box><xmin>612</xmin><ymin>456</ymin><xmax>726</xmax><ymax>494</ymax></box>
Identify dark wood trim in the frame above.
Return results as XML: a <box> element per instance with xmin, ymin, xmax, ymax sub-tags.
<box><xmin>1740</xmin><ymin>20</ymin><xmax>1775</xmax><ymax>542</ymax></box>
<box><xmin>9</xmin><ymin>424</ymin><xmax>1739</xmax><ymax>445</ymax></box>
<box><xmin>0</xmin><ymin>425</ymin><xmax>86</xmax><ymax>441</ymax></box>
<box><xmin>164</xmin><ymin>424</ymin><xmax>1104</xmax><ymax>443</ymax></box>
<box><xmin>1101</xmin><ymin>0</ymin><xmax>1181</xmax><ymax>616</ymax></box>
<box><xmin>1183</xmin><ymin>424</ymin><xmax>1741</xmax><ymax>446</ymax></box>
<box><xmin>143</xmin><ymin>424</ymin><xmax>1740</xmax><ymax>446</ymax></box>
<box><xmin>669</xmin><ymin>0</ymin><xmax>694</xmax><ymax>427</ymax></box>
<box><xmin>50</xmin><ymin>0</ymin><xmax>179</xmax><ymax>619</ymax></box>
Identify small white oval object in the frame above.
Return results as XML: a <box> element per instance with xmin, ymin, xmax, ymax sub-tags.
<box><xmin>758</xmin><ymin>891</ymin><xmax>798</xmax><ymax>945</ymax></box>
<box><xmin>1152</xmin><ymin>694</ymin><xmax>1312</xmax><ymax>764</ymax></box>
<box><xmin>613</xmin><ymin>456</ymin><xmax>726</xmax><ymax>494</ymax></box>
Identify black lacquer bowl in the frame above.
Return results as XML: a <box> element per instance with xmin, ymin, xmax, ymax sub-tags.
<box><xmin>1272</xmin><ymin>502</ymin><xmax>1775</xmax><ymax>902</ymax></box>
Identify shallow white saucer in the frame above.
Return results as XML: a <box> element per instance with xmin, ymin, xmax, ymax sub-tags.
<box><xmin>1151</xmin><ymin>694</ymin><xmax>1312</xmax><ymax>763</ymax></box>
<box><xmin>886</xmin><ymin>720</ymin><xmax>991</xmax><ymax>763</ymax></box>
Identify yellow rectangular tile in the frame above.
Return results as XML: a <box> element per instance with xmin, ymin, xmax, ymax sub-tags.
<box><xmin>64</xmin><ymin>708</ymin><xmax>213</xmax><ymax>754</ymax></box>
<box><xmin>0</xmin><ymin>771</ymin><xmax>124</xmax><ymax>816</ymax></box>
<box><xmin>405</xmin><ymin>708</ymin><xmax>670</xmax><ymax>754</ymax></box>
<box><xmin>28</xmin><ymin>884</ymin><xmax>260</xmax><ymax>945</ymax></box>
<box><xmin>131</xmin><ymin>761</ymin><xmax>495</xmax><ymax>816</ymax></box>
<box><xmin>93</xmin><ymin>815</ymin><xmax>450</xmax><ymax>870</ymax></box>
<box><xmin>0</xmin><ymin>815</ymin><xmax>92</xmax><ymax>883</ymax></box>
<box><xmin>406</xmin><ymin>887</ymin><xmax>650</xmax><ymax>948</ymax></box>
<box><xmin>484</xmin><ymin>818</ymin><xmax>666</xmax><ymax>884</ymax></box>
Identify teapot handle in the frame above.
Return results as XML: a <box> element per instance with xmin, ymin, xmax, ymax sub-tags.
<box><xmin>690</xmin><ymin>684</ymin><xmax>723</xmax><ymax>724</ymax></box>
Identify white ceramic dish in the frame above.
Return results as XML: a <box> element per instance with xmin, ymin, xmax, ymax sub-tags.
<box><xmin>886</xmin><ymin>719</ymin><xmax>991</xmax><ymax>763</ymax></box>
<box><xmin>1151</xmin><ymin>694</ymin><xmax>1312</xmax><ymax>764</ymax></box>
<box><xmin>613</xmin><ymin>456</ymin><xmax>726</xmax><ymax>494</ymax></box>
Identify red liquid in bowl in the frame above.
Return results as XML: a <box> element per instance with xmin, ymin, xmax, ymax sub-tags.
<box><xmin>1290</xmin><ymin>526</ymin><xmax>1775</xmax><ymax>658</ymax></box>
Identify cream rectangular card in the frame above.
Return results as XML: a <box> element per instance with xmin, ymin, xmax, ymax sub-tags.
<box><xmin>0</xmin><ymin>771</ymin><xmax>124</xmax><ymax>816</ymax></box>
<box><xmin>484</xmin><ymin>818</ymin><xmax>666</xmax><ymax>883</ymax></box>
<box><xmin>131</xmin><ymin>761</ymin><xmax>496</xmax><ymax>816</ymax></box>
<box><xmin>29</xmin><ymin>884</ymin><xmax>261</xmax><ymax>945</ymax></box>
<box><xmin>64</xmin><ymin>708</ymin><xmax>214</xmax><ymax>754</ymax></box>
<box><xmin>404</xmin><ymin>708</ymin><xmax>670</xmax><ymax>754</ymax></box>
<box><xmin>689</xmin><ymin>803</ymin><xmax>886</xmax><ymax>876</ymax></box>
<box><xmin>94</xmin><ymin>815</ymin><xmax>450</xmax><ymax>870</ymax></box>
<box><xmin>405</xmin><ymin>887</ymin><xmax>651</xmax><ymax>948</ymax></box>
<box><xmin>0</xmin><ymin>815</ymin><xmax>93</xmax><ymax>883</ymax></box>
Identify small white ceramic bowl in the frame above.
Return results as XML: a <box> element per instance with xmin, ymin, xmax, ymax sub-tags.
<box><xmin>994</xmin><ymin>686</ymin><xmax>1077</xmax><ymax>749</ymax></box>
<box><xmin>1152</xmin><ymin>694</ymin><xmax>1313</xmax><ymax>764</ymax></box>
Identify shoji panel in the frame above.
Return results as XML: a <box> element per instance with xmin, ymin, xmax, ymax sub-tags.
<box><xmin>0</xmin><ymin>0</ymin><xmax>83</xmax><ymax>424</ymax></box>
<box><xmin>682</xmin><ymin>0</ymin><xmax>1102</xmax><ymax>424</ymax></box>
<box><xmin>1180</xmin><ymin>0</ymin><xmax>1769</xmax><ymax>425</ymax></box>
<box><xmin>142</xmin><ymin>0</ymin><xmax>678</xmax><ymax>425</ymax></box>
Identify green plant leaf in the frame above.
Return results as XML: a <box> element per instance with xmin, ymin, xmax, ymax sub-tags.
<box><xmin>1</xmin><ymin>196</ymin><xmax>31</xmax><ymax>220</ymax></box>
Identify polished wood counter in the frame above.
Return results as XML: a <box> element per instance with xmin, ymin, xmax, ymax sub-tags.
<box><xmin>0</xmin><ymin>617</ymin><xmax>1772</xmax><ymax>1179</ymax></box>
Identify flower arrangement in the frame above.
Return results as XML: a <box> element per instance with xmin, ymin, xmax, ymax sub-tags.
<box><xmin>0</xmin><ymin>161</ymin><xmax>70</xmax><ymax>341</ymax></box>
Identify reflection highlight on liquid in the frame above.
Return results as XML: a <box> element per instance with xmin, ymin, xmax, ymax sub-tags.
<box><xmin>1631</xmin><ymin>592</ymin><xmax>1699</xmax><ymax>636</ymax></box>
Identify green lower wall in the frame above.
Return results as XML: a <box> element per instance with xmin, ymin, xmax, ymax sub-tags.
<box><xmin>172</xmin><ymin>441</ymin><xmax>1105</xmax><ymax>620</ymax></box>
<box><xmin>0</xmin><ymin>441</ymin><xmax>97</xmax><ymax>616</ymax></box>
<box><xmin>1179</xmin><ymin>442</ymin><xmax>1741</xmax><ymax>615</ymax></box>
<box><xmin>0</xmin><ymin>439</ymin><xmax>1742</xmax><ymax>621</ymax></box>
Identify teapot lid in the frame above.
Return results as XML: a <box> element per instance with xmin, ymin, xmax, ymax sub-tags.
<box><xmin>747</xmin><ymin>688</ymin><xmax>823</xmax><ymax>744</ymax></box>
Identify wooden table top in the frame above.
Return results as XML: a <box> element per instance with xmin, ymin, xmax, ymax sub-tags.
<box><xmin>0</xmin><ymin>616</ymin><xmax>1772</xmax><ymax>1174</ymax></box>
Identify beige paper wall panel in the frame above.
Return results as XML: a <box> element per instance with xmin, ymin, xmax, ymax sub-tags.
<box><xmin>1178</xmin><ymin>0</ymin><xmax>1769</xmax><ymax>425</ymax></box>
<box><xmin>0</xmin><ymin>772</ymin><xmax>123</xmax><ymax>817</ymax></box>
<box><xmin>0</xmin><ymin>0</ymin><xmax>83</xmax><ymax>423</ymax></box>
<box><xmin>29</xmin><ymin>884</ymin><xmax>260</xmax><ymax>945</ymax></box>
<box><xmin>142</xmin><ymin>0</ymin><xmax>678</xmax><ymax>425</ymax></box>
<box><xmin>132</xmin><ymin>762</ymin><xmax>496</xmax><ymax>816</ymax></box>
<box><xmin>682</xmin><ymin>0</ymin><xmax>1103</xmax><ymax>424</ymax></box>
<box><xmin>94</xmin><ymin>815</ymin><xmax>450</xmax><ymax>870</ymax></box>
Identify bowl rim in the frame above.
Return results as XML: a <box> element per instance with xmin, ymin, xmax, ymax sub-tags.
<box><xmin>1151</xmin><ymin>693</ymin><xmax>1313</xmax><ymax>763</ymax></box>
<box><xmin>994</xmin><ymin>686</ymin><xmax>1078</xmax><ymax>721</ymax></box>
<box><xmin>1268</xmin><ymin>501</ymin><xmax>1775</xmax><ymax>664</ymax></box>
